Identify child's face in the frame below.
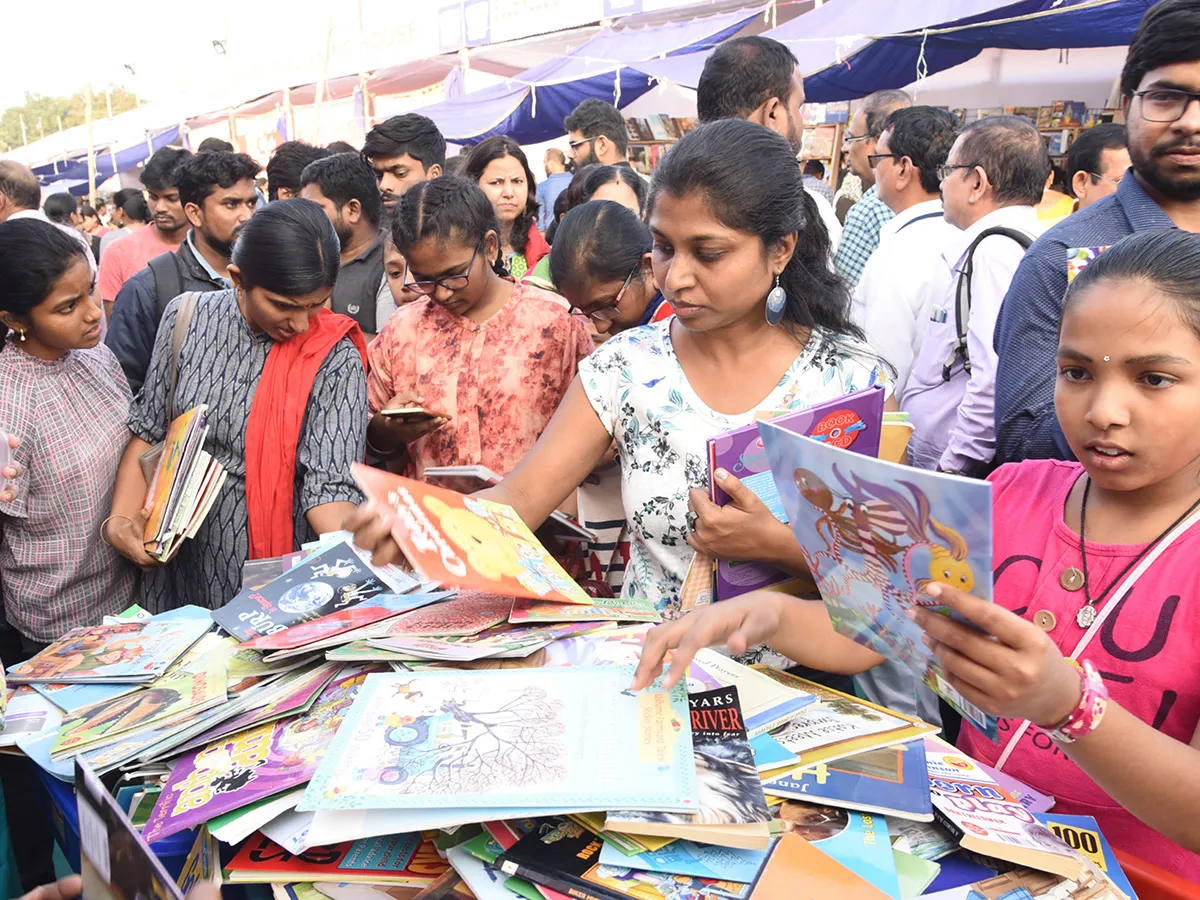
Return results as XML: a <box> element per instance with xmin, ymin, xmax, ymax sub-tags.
<box><xmin>1056</xmin><ymin>278</ymin><xmax>1200</xmax><ymax>492</ymax></box>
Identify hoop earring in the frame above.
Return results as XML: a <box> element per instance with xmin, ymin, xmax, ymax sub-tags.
<box><xmin>765</xmin><ymin>275</ymin><xmax>786</xmax><ymax>327</ymax></box>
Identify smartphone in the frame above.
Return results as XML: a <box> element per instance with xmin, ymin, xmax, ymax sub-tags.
<box><xmin>379</xmin><ymin>406</ymin><xmax>449</xmax><ymax>424</ymax></box>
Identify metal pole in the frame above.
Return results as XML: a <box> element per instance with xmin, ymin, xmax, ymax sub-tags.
<box><xmin>86</xmin><ymin>84</ymin><xmax>97</xmax><ymax>206</ymax></box>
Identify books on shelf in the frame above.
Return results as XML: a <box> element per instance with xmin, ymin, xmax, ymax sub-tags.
<box><xmin>142</xmin><ymin>405</ymin><xmax>226</xmax><ymax>562</ymax></box>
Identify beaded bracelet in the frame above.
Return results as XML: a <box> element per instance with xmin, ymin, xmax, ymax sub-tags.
<box><xmin>1041</xmin><ymin>658</ymin><xmax>1109</xmax><ymax>744</ymax></box>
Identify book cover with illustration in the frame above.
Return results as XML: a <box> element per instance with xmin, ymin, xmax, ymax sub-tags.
<box><xmin>1033</xmin><ymin>814</ymin><xmax>1136</xmax><ymax>900</ymax></box>
<box><xmin>691</xmin><ymin>650</ymin><xmax>815</xmax><ymax>738</ymax></box>
<box><xmin>300</xmin><ymin>667</ymin><xmax>696</xmax><ymax>813</ymax></box>
<box><xmin>764</xmin><ymin>741</ymin><xmax>933</xmax><ymax>821</ymax></box>
<box><xmin>52</xmin><ymin>660</ymin><xmax>226</xmax><ymax>759</ymax></box>
<box><xmin>508</xmin><ymin>595</ymin><xmax>660</xmax><ymax>624</ymax></box>
<box><xmin>606</xmin><ymin>685</ymin><xmax>773</xmax><ymax>850</ymax></box>
<box><xmin>8</xmin><ymin>618</ymin><xmax>212</xmax><ymax>684</ymax></box>
<box><xmin>757</xmin><ymin>419</ymin><xmax>997</xmax><ymax>739</ymax></box>
<box><xmin>75</xmin><ymin>759</ymin><xmax>184</xmax><ymax>900</ymax></box>
<box><xmin>214</xmin><ymin>540</ymin><xmax>415</xmax><ymax>642</ymax></box>
<box><xmin>224</xmin><ymin>831</ymin><xmax>447</xmax><ymax>886</ymax></box>
<box><xmin>141</xmin><ymin>667</ymin><xmax>375</xmax><ymax>843</ymax></box>
<box><xmin>352</xmin><ymin>464</ymin><xmax>591</xmax><ymax>605</ymax></box>
<box><xmin>142</xmin><ymin>406</ymin><xmax>207</xmax><ymax>542</ymax></box>
<box><xmin>751</xmin><ymin>831</ymin><xmax>892</xmax><ymax>900</ymax></box>
<box><xmin>774</xmin><ymin>803</ymin><xmax>899</xmax><ymax>899</ymax></box>
<box><xmin>245</xmin><ymin>592</ymin><xmax>448</xmax><ymax>652</ymax></box>
<box><xmin>597</xmin><ymin>838</ymin><xmax>766</xmax><ymax>884</ymax></box>
<box><xmin>372</xmin><ymin>591</ymin><xmax>514</xmax><ymax>637</ymax></box>
<box><xmin>751</xmin><ymin>666</ymin><xmax>938</xmax><ymax>768</ymax></box>
<box><xmin>708</xmin><ymin>387</ymin><xmax>885</xmax><ymax>601</ymax></box>
<box><xmin>925</xmin><ymin>745</ymin><xmax>1084</xmax><ymax>879</ymax></box>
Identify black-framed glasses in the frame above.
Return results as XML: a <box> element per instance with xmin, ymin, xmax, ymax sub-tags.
<box><xmin>403</xmin><ymin>245</ymin><xmax>480</xmax><ymax>295</ymax></box>
<box><xmin>569</xmin><ymin>261</ymin><xmax>640</xmax><ymax>323</ymax></box>
<box><xmin>1134</xmin><ymin>88</ymin><xmax>1200</xmax><ymax>123</ymax></box>
<box><xmin>937</xmin><ymin>163</ymin><xmax>976</xmax><ymax>183</ymax></box>
<box><xmin>568</xmin><ymin>136</ymin><xmax>597</xmax><ymax>153</ymax></box>
<box><xmin>867</xmin><ymin>153</ymin><xmax>898</xmax><ymax>169</ymax></box>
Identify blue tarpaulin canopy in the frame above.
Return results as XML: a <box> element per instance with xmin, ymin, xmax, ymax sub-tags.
<box><xmin>636</xmin><ymin>0</ymin><xmax>1156</xmax><ymax>101</ymax></box>
<box><xmin>415</xmin><ymin>6</ymin><xmax>764</xmax><ymax>144</ymax></box>
<box><xmin>26</xmin><ymin>126</ymin><xmax>181</xmax><ymax>196</ymax></box>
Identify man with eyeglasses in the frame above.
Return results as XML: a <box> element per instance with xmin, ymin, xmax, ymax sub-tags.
<box><xmin>1065</xmin><ymin>123</ymin><xmax>1130</xmax><ymax>211</ymax></box>
<box><xmin>834</xmin><ymin>90</ymin><xmax>913</xmax><ymax>288</ymax></box>
<box><xmin>563</xmin><ymin>99</ymin><xmax>633</xmax><ymax>171</ymax></box>
<box><xmin>995</xmin><ymin>0</ymin><xmax>1200</xmax><ymax>464</ymax></box>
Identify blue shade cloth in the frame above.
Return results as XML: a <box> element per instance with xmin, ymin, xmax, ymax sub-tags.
<box><xmin>414</xmin><ymin>6</ymin><xmax>763</xmax><ymax>143</ymax></box>
<box><xmin>635</xmin><ymin>0</ymin><xmax>1155</xmax><ymax>100</ymax></box>
<box><xmin>30</xmin><ymin>126</ymin><xmax>181</xmax><ymax>195</ymax></box>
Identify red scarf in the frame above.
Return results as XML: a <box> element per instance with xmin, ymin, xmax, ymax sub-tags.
<box><xmin>245</xmin><ymin>308</ymin><xmax>367</xmax><ymax>560</ymax></box>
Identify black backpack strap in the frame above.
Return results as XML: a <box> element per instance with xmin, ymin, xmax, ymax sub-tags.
<box><xmin>942</xmin><ymin>226</ymin><xmax>1035</xmax><ymax>382</ymax></box>
<box><xmin>148</xmin><ymin>251</ymin><xmax>187</xmax><ymax>322</ymax></box>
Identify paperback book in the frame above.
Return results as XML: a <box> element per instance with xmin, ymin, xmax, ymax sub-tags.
<box><xmin>596</xmin><ymin>839</ymin><xmax>766</xmax><ymax>883</ymax></box>
<box><xmin>758</xmin><ymin>419</ymin><xmax>997</xmax><ymax>739</ymax></box>
<box><xmin>372</xmin><ymin>591</ymin><xmax>514</xmax><ymax>637</ymax></box>
<box><xmin>8</xmin><ymin>617</ymin><xmax>212</xmax><ymax>684</ymax></box>
<box><xmin>300</xmin><ymin>667</ymin><xmax>696</xmax><ymax>813</ymax></box>
<box><xmin>353</xmin><ymin>464</ymin><xmax>592</xmax><ymax>605</ymax></box>
<box><xmin>774</xmin><ymin>804</ymin><xmax>899</xmax><ymax>899</ymax></box>
<box><xmin>1033</xmin><ymin>813</ymin><xmax>1136</xmax><ymax>899</ymax></box>
<box><xmin>224</xmin><ymin>831</ymin><xmax>448</xmax><ymax>886</ymax></box>
<box><xmin>245</xmin><ymin>592</ymin><xmax>448</xmax><ymax>652</ymax></box>
<box><xmin>508</xmin><ymin>595</ymin><xmax>660</xmax><ymax>624</ymax></box>
<box><xmin>142</xmin><ymin>405</ymin><xmax>226</xmax><ymax>562</ymax></box>
<box><xmin>692</xmin><ymin>650</ymin><xmax>815</xmax><ymax>738</ymax></box>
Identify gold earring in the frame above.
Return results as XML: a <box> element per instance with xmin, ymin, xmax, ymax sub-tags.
<box><xmin>16</xmin><ymin>330</ymin><xmax>26</xmax><ymax>343</ymax></box>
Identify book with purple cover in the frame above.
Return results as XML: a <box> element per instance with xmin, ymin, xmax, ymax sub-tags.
<box><xmin>707</xmin><ymin>386</ymin><xmax>885</xmax><ymax>600</ymax></box>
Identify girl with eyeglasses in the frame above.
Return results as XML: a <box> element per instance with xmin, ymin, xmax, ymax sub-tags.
<box><xmin>365</xmin><ymin>176</ymin><xmax>591</xmax><ymax>479</ymax></box>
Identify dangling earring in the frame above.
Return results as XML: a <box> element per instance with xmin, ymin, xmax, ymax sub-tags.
<box><xmin>765</xmin><ymin>275</ymin><xmax>786</xmax><ymax>327</ymax></box>
<box><xmin>16</xmin><ymin>330</ymin><xmax>26</xmax><ymax>343</ymax></box>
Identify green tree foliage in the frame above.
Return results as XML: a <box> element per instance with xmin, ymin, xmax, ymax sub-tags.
<box><xmin>0</xmin><ymin>86</ymin><xmax>138</xmax><ymax>152</ymax></box>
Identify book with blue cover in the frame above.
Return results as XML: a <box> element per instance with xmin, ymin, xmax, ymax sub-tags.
<box><xmin>1034</xmin><ymin>813</ymin><xmax>1137</xmax><ymax>900</ymax></box>
<box><xmin>299</xmin><ymin>667</ymin><xmax>696</xmax><ymax>813</ymax></box>
<box><xmin>597</xmin><ymin>838</ymin><xmax>766</xmax><ymax>883</ymax></box>
<box><xmin>776</xmin><ymin>802</ymin><xmax>900</xmax><ymax>900</ymax></box>
<box><xmin>763</xmin><ymin>741</ymin><xmax>933</xmax><ymax>822</ymax></box>
<box><xmin>758</xmin><ymin>418</ymin><xmax>998</xmax><ymax>740</ymax></box>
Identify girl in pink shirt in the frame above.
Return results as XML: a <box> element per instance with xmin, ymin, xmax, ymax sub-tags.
<box><xmin>632</xmin><ymin>228</ymin><xmax>1200</xmax><ymax>876</ymax></box>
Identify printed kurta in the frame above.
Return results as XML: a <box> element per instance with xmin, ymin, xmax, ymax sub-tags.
<box><xmin>367</xmin><ymin>281</ymin><xmax>592</xmax><ymax>478</ymax></box>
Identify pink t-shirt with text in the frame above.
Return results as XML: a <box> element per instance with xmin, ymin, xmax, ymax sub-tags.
<box><xmin>958</xmin><ymin>460</ymin><xmax>1200</xmax><ymax>877</ymax></box>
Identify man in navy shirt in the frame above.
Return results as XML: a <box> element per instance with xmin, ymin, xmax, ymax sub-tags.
<box><xmin>994</xmin><ymin>0</ymin><xmax>1200</xmax><ymax>463</ymax></box>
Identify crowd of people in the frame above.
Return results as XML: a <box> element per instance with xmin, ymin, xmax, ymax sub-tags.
<box><xmin>3</xmin><ymin>0</ymin><xmax>1200</xmax><ymax>886</ymax></box>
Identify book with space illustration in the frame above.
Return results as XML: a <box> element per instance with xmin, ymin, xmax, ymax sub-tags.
<box><xmin>299</xmin><ymin>667</ymin><xmax>696</xmax><ymax>813</ymax></box>
<box><xmin>758</xmin><ymin>419</ymin><xmax>997</xmax><ymax>740</ymax></box>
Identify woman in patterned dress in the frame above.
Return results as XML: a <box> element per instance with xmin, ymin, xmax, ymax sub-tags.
<box><xmin>0</xmin><ymin>219</ymin><xmax>136</xmax><ymax>652</ymax></box>
<box><xmin>104</xmin><ymin>200</ymin><xmax>369</xmax><ymax>612</ymax></box>
<box><xmin>348</xmin><ymin>120</ymin><xmax>893</xmax><ymax>625</ymax></box>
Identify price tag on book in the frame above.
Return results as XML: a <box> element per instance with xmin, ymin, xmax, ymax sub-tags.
<box><xmin>1046</xmin><ymin>822</ymin><xmax>1106</xmax><ymax>870</ymax></box>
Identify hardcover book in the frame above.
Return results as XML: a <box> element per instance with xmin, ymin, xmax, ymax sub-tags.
<box><xmin>758</xmin><ymin>419</ymin><xmax>998</xmax><ymax>739</ymax></box>
<box><xmin>353</xmin><ymin>464</ymin><xmax>591</xmax><ymax>605</ymax></box>
<box><xmin>300</xmin><ymin>667</ymin><xmax>696</xmax><ymax>812</ymax></box>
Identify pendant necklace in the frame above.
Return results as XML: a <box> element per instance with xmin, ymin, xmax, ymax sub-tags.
<box><xmin>1076</xmin><ymin>477</ymin><xmax>1200</xmax><ymax>628</ymax></box>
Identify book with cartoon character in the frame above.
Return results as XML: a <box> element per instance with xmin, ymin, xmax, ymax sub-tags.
<box><xmin>352</xmin><ymin>464</ymin><xmax>591</xmax><ymax>605</ymax></box>
<box><xmin>298</xmin><ymin>667</ymin><xmax>696</xmax><ymax>813</ymax></box>
<box><xmin>140</xmin><ymin>666</ymin><xmax>377</xmax><ymax>843</ymax></box>
<box><xmin>214</xmin><ymin>539</ymin><xmax>418</xmax><ymax>642</ymax></box>
<box><xmin>757</xmin><ymin>419</ymin><xmax>997</xmax><ymax>740</ymax></box>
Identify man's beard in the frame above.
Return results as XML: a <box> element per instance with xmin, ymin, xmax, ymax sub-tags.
<box><xmin>206</xmin><ymin>230</ymin><xmax>238</xmax><ymax>259</ymax></box>
<box><xmin>335</xmin><ymin>216</ymin><xmax>354</xmax><ymax>249</ymax></box>
<box><xmin>1131</xmin><ymin>135</ymin><xmax>1200</xmax><ymax>201</ymax></box>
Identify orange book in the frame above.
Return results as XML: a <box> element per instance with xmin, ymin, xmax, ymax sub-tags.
<box><xmin>142</xmin><ymin>405</ymin><xmax>209</xmax><ymax>550</ymax></box>
<box><xmin>352</xmin><ymin>463</ymin><xmax>592</xmax><ymax>605</ymax></box>
<box><xmin>750</xmin><ymin>832</ymin><xmax>892</xmax><ymax>900</ymax></box>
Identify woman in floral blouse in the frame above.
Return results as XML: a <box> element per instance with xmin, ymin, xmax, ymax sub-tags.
<box><xmin>350</xmin><ymin>121</ymin><xmax>892</xmax><ymax>624</ymax></box>
<box><xmin>366</xmin><ymin>176</ymin><xmax>591</xmax><ymax>478</ymax></box>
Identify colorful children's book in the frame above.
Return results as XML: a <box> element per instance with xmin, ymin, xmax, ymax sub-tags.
<box><xmin>747</xmin><ymin>732</ymin><xmax>798</xmax><ymax>774</ymax></box>
<box><xmin>1033</xmin><ymin>813</ymin><xmax>1136</xmax><ymax>900</ymax></box>
<box><xmin>764</xmin><ymin>742</ymin><xmax>933</xmax><ymax>822</ymax></box>
<box><xmin>980</xmin><ymin>762</ymin><xmax>1055</xmax><ymax>814</ymax></box>
<box><xmin>758</xmin><ymin>418</ymin><xmax>997</xmax><ymax>739</ymax></box>
<box><xmin>224</xmin><ymin>832</ymin><xmax>448</xmax><ymax>886</ymax></box>
<box><xmin>214</xmin><ymin>540</ymin><xmax>416</xmax><ymax>642</ymax></box>
<box><xmin>0</xmin><ymin>687</ymin><xmax>60</xmax><ymax>745</ymax></box>
<box><xmin>141</xmin><ymin>666</ymin><xmax>375</xmax><ymax>843</ymax></box>
<box><xmin>30</xmin><ymin>682</ymin><xmax>135</xmax><ymax>714</ymax></box>
<box><xmin>245</xmin><ymin>592</ymin><xmax>449</xmax><ymax>652</ymax></box>
<box><xmin>748</xmin><ymin>831</ymin><xmax>891</xmax><ymax>900</ymax></box>
<box><xmin>142</xmin><ymin>405</ymin><xmax>225</xmax><ymax>562</ymax></box>
<box><xmin>508</xmin><ymin>595</ymin><xmax>660</xmax><ymax>624</ymax></box>
<box><xmin>8</xmin><ymin>617</ymin><xmax>212</xmax><ymax>684</ymax></box>
<box><xmin>605</xmin><ymin>685</ymin><xmax>772</xmax><ymax>850</ymax></box>
<box><xmin>300</xmin><ymin>667</ymin><xmax>696</xmax><ymax>813</ymax></box>
<box><xmin>597</xmin><ymin>838</ymin><xmax>766</xmax><ymax>883</ymax></box>
<box><xmin>751</xmin><ymin>666</ymin><xmax>938</xmax><ymax>768</ymax></box>
<box><xmin>373</xmin><ymin>591</ymin><xmax>514</xmax><ymax>637</ymax></box>
<box><xmin>925</xmin><ymin>744</ymin><xmax>1085</xmax><ymax>879</ymax></box>
<box><xmin>177</xmin><ymin>826</ymin><xmax>222</xmax><ymax>893</ymax></box>
<box><xmin>353</xmin><ymin>464</ymin><xmax>591</xmax><ymax>605</ymax></box>
<box><xmin>692</xmin><ymin>649</ymin><xmax>815</xmax><ymax>738</ymax></box>
<box><xmin>920</xmin><ymin>860</ymin><xmax>1131</xmax><ymax>900</ymax></box>
<box><xmin>775</xmin><ymin>804</ymin><xmax>899</xmax><ymax>900</ymax></box>
<box><xmin>76</xmin><ymin>759</ymin><xmax>184</xmax><ymax>900</ymax></box>
<box><xmin>708</xmin><ymin>387</ymin><xmax>886</xmax><ymax>601</ymax></box>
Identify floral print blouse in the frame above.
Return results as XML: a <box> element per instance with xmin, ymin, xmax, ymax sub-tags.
<box><xmin>580</xmin><ymin>318</ymin><xmax>890</xmax><ymax>619</ymax></box>
<box><xmin>367</xmin><ymin>280</ymin><xmax>593</xmax><ymax>478</ymax></box>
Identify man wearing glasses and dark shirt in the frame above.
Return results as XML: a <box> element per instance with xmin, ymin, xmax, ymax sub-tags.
<box><xmin>994</xmin><ymin>0</ymin><xmax>1200</xmax><ymax>464</ymax></box>
<box><xmin>563</xmin><ymin>99</ymin><xmax>634</xmax><ymax>170</ymax></box>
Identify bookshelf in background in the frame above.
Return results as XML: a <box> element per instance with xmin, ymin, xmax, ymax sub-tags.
<box><xmin>799</xmin><ymin>101</ymin><xmax>849</xmax><ymax>188</ymax></box>
<box><xmin>624</xmin><ymin>114</ymin><xmax>698</xmax><ymax>175</ymax></box>
<box><xmin>964</xmin><ymin>102</ymin><xmax>1121</xmax><ymax>161</ymax></box>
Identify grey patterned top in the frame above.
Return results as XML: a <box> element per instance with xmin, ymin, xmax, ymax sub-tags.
<box><xmin>128</xmin><ymin>290</ymin><xmax>368</xmax><ymax>612</ymax></box>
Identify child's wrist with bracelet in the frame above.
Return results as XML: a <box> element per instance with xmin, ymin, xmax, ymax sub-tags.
<box><xmin>1035</xmin><ymin>659</ymin><xmax>1109</xmax><ymax>743</ymax></box>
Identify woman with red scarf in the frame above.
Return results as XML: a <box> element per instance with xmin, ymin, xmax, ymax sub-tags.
<box><xmin>105</xmin><ymin>199</ymin><xmax>368</xmax><ymax>611</ymax></box>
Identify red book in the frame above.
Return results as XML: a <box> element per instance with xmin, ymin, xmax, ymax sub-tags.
<box><xmin>224</xmin><ymin>832</ymin><xmax>448</xmax><ymax>885</ymax></box>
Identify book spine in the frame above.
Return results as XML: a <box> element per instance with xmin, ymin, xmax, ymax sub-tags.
<box><xmin>931</xmin><ymin>803</ymin><xmax>966</xmax><ymax>844</ymax></box>
<box><xmin>495</xmin><ymin>858</ymin><xmax>622</xmax><ymax>900</ymax></box>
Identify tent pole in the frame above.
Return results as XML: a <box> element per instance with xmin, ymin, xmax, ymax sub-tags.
<box><xmin>86</xmin><ymin>83</ymin><xmax>97</xmax><ymax>206</ymax></box>
<box><xmin>228</xmin><ymin>109</ymin><xmax>239</xmax><ymax>148</ymax></box>
<box><xmin>18</xmin><ymin>115</ymin><xmax>27</xmax><ymax>146</ymax></box>
<box><xmin>105</xmin><ymin>87</ymin><xmax>118</xmax><ymax>180</ymax></box>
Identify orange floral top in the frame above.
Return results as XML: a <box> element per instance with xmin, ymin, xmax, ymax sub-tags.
<box><xmin>367</xmin><ymin>280</ymin><xmax>592</xmax><ymax>478</ymax></box>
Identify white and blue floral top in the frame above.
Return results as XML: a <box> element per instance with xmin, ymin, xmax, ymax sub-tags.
<box><xmin>579</xmin><ymin>317</ymin><xmax>891</xmax><ymax>621</ymax></box>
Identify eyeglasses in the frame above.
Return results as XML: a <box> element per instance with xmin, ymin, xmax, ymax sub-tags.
<box><xmin>1087</xmin><ymin>171</ymin><xmax>1123</xmax><ymax>188</ymax></box>
<box><xmin>568</xmin><ymin>136</ymin><xmax>597</xmax><ymax>154</ymax></box>
<box><xmin>1134</xmin><ymin>89</ymin><xmax>1200</xmax><ymax>123</ymax></box>
<box><xmin>843</xmin><ymin>133</ymin><xmax>871</xmax><ymax>146</ymax></box>
<box><xmin>403</xmin><ymin>246</ymin><xmax>481</xmax><ymax>295</ymax></box>
<box><xmin>936</xmin><ymin>164</ymin><xmax>976</xmax><ymax>183</ymax></box>
<box><xmin>867</xmin><ymin>153</ymin><xmax>899</xmax><ymax>169</ymax></box>
<box><xmin>569</xmin><ymin>261</ymin><xmax>641</xmax><ymax>323</ymax></box>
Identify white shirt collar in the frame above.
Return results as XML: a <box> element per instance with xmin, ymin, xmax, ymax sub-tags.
<box><xmin>881</xmin><ymin>198</ymin><xmax>945</xmax><ymax>239</ymax></box>
<box><xmin>943</xmin><ymin>204</ymin><xmax>1041</xmax><ymax>269</ymax></box>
